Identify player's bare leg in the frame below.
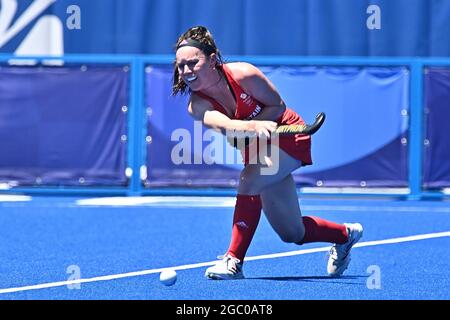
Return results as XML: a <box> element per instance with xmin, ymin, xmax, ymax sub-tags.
<box><xmin>261</xmin><ymin>165</ymin><xmax>363</xmax><ymax>276</ymax></box>
<box><xmin>261</xmin><ymin>173</ymin><xmax>305</xmax><ymax>243</ymax></box>
<box><xmin>205</xmin><ymin>146</ymin><xmax>301</xmax><ymax>280</ymax></box>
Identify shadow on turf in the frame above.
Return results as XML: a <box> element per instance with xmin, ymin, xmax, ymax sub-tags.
<box><xmin>247</xmin><ymin>275</ymin><xmax>368</xmax><ymax>285</ymax></box>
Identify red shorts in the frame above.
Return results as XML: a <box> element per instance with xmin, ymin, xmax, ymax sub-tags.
<box><xmin>279</xmin><ymin>134</ymin><xmax>312</xmax><ymax>166</ymax></box>
<box><xmin>242</xmin><ymin>107</ymin><xmax>313</xmax><ymax>166</ymax></box>
<box><xmin>241</xmin><ymin>134</ymin><xmax>312</xmax><ymax>166</ymax></box>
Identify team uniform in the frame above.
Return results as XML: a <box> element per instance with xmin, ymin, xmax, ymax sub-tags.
<box><xmin>195</xmin><ymin>63</ymin><xmax>312</xmax><ymax>166</ymax></box>
<box><xmin>175</xmin><ymin>30</ymin><xmax>363</xmax><ymax>280</ymax></box>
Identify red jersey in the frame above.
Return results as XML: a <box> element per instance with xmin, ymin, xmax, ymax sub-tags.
<box><xmin>195</xmin><ymin>63</ymin><xmax>312</xmax><ymax>166</ymax></box>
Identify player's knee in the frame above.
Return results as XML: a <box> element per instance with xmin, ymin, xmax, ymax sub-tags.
<box><xmin>293</xmin><ymin>222</ymin><xmax>306</xmax><ymax>244</ymax></box>
<box><xmin>278</xmin><ymin>228</ymin><xmax>305</xmax><ymax>243</ymax></box>
<box><xmin>238</xmin><ymin>173</ymin><xmax>262</xmax><ymax>195</ymax></box>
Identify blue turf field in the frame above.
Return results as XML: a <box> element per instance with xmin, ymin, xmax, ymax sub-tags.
<box><xmin>0</xmin><ymin>195</ymin><xmax>449</xmax><ymax>300</ymax></box>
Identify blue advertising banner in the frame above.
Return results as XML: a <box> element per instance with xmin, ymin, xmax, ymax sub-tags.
<box><xmin>0</xmin><ymin>65</ymin><xmax>129</xmax><ymax>186</ymax></box>
<box><xmin>423</xmin><ymin>67</ymin><xmax>450</xmax><ymax>189</ymax></box>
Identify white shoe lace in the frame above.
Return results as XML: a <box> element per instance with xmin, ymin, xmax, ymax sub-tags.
<box><xmin>330</xmin><ymin>244</ymin><xmax>348</xmax><ymax>260</ymax></box>
<box><xmin>217</xmin><ymin>254</ymin><xmax>242</xmax><ymax>274</ymax></box>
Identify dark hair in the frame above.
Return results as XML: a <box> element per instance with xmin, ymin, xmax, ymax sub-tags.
<box><xmin>172</xmin><ymin>26</ymin><xmax>223</xmax><ymax>96</ymax></box>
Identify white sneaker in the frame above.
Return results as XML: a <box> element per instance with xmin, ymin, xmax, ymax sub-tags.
<box><xmin>327</xmin><ymin>223</ymin><xmax>363</xmax><ymax>277</ymax></box>
<box><xmin>205</xmin><ymin>254</ymin><xmax>244</xmax><ymax>280</ymax></box>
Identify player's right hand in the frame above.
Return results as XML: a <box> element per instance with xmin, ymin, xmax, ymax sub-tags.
<box><xmin>249</xmin><ymin>120</ymin><xmax>277</xmax><ymax>138</ymax></box>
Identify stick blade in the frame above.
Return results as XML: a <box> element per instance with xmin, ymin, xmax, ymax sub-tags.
<box><xmin>306</xmin><ymin>112</ymin><xmax>326</xmax><ymax>135</ymax></box>
<box><xmin>276</xmin><ymin>112</ymin><xmax>326</xmax><ymax>135</ymax></box>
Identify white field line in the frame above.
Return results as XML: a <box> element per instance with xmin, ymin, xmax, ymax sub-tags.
<box><xmin>1</xmin><ymin>231</ymin><xmax>449</xmax><ymax>294</ymax></box>
<box><xmin>0</xmin><ymin>195</ymin><xmax>32</xmax><ymax>202</ymax></box>
<box><xmin>2</xmin><ymin>196</ymin><xmax>449</xmax><ymax>213</ymax></box>
<box><xmin>74</xmin><ymin>197</ymin><xmax>450</xmax><ymax>213</ymax></box>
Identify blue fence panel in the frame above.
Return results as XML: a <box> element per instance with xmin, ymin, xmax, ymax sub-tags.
<box><xmin>423</xmin><ymin>67</ymin><xmax>450</xmax><ymax>189</ymax></box>
<box><xmin>265</xmin><ymin>66</ymin><xmax>409</xmax><ymax>187</ymax></box>
<box><xmin>0</xmin><ymin>64</ymin><xmax>129</xmax><ymax>186</ymax></box>
<box><xmin>144</xmin><ymin>65</ymin><xmax>409</xmax><ymax>188</ymax></box>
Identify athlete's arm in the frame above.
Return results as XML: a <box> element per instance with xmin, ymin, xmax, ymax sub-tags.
<box><xmin>188</xmin><ymin>94</ymin><xmax>276</xmax><ymax>137</ymax></box>
<box><xmin>229</xmin><ymin>63</ymin><xmax>287</xmax><ymax>122</ymax></box>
